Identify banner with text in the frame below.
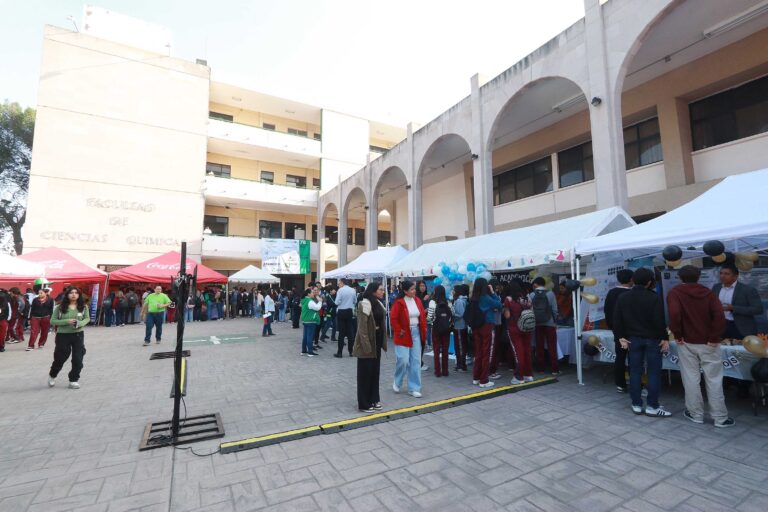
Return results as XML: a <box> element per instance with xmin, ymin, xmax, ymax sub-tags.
<box><xmin>262</xmin><ymin>239</ymin><xmax>310</xmax><ymax>275</ymax></box>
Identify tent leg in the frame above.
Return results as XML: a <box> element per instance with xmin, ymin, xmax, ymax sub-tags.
<box><xmin>98</xmin><ymin>275</ymin><xmax>110</xmax><ymax>326</ymax></box>
<box><xmin>574</xmin><ymin>256</ymin><xmax>583</xmax><ymax>386</ymax></box>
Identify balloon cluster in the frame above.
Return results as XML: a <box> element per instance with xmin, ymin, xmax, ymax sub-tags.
<box><xmin>743</xmin><ymin>335</ymin><xmax>768</xmax><ymax>358</ymax></box>
<box><xmin>662</xmin><ymin>239</ymin><xmax>758</xmax><ymax>272</ymax></box>
<box><xmin>432</xmin><ymin>261</ymin><xmax>493</xmax><ymax>287</ymax></box>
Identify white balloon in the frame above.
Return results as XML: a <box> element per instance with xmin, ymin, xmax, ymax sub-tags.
<box><xmin>458</xmin><ymin>264</ymin><xmax>468</xmax><ymax>275</ymax></box>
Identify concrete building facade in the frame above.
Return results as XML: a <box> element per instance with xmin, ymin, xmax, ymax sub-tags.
<box><xmin>321</xmin><ymin>0</ymin><xmax>768</xmax><ymax>269</ymax></box>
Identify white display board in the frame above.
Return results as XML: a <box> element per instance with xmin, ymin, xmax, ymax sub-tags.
<box><xmin>262</xmin><ymin>239</ymin><xmax>301</xmax><ymax>274</ymax></box>
<box><xmin>585</xmin><ymin>253</ymin><xmax>628</xmax><ymax>322</ymax></box>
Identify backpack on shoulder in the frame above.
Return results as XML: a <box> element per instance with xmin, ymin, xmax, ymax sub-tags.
<box><xmin>517</xmin><ymin>309</ymin><xmax>537</xmax><ymax>332</ymax></box>
<box><xmin>434</xmin><ymin>302</ymin><xmax>454</xmax><ymax>335</ymax></box>
<box><xmin>465</xmin><ymin>300</ymin><xmax>485</xmax><ymax>330</ymax></box>
<box><xmin>531</xmin><ymin>289</ymin><xmax>552</xmax><ymax>325</ymax></box>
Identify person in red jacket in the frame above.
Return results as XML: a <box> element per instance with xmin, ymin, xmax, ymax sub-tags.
<box><xmin>390</xmin><ymin>281</ymin><xmax>426</xmax><ymax>398</ymax></box>
<box><xmin>667</xmin><ymin>265</ymin><xmax>733</xmax><ymax>428</ymax></box>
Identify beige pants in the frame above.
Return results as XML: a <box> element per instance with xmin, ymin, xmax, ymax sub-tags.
<box><xmin>678</xmin><ymin>343</ymin><xmax>728</xmax><ymax>422</ymax></box>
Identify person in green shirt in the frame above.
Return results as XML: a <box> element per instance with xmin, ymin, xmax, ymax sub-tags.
<box><xmin>48</xmin><ymin>286</ymin><xmax>90</xmax><ymax>389</ymax></box>
<box><xmin>300</xmin><ymin>287</ymin><xmax>322</xmax><ymax>357</ymax></box>
<box><xmin>142</xmin><ymin>285</ymin><xmax>171</xmax><ymax>346</ymax></box>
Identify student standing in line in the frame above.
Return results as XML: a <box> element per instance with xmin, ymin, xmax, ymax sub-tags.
<box><xmin>529</xmin><ymin>277</ymin><xmax>560</xmax><ymax>376</ymax></box>
<box><xmin>48</xmin><ymin>286</ymin><xmax>90</xmax><ymax>389</ymax></box>
<box><xmin>262</xmin><ymin>290</ymin><xmax>276</xmax><ymax>336</ymax></box>
<box><xmin>0</xmin><ymin>291</ymin><xmax>10</xmax><ymax>352</ymax></box>
<box><xmin>390</xmin><ymin>281</ymin><xmax>426</xmax><ymax>398</ymax></box>
<box><xmin>426</xmin><ymin>285</ymin><xmax>453</xmax><ymax>378</ymax></box>
<box><xmin>604</xmin><ymin>269</ymin><xmax>634</xmax><ymax>393</ymax></box>
<box><xmin>300</xmin><ymin>287</ymin><xmax>321</xmax><ymax>356</ymax></box>
<box><xmin>354</xmin><ymin>282</ymin><xmax>387</xmax><ymax>412</ymax></box>
<box><xmin>452</xmin><ymin>284</ymin><xmax>469</xmax><ymax>372</ymax></box>
<box><xmin>27</xmin><ymin>288</ymin><xmax>54</xmax><ymax>351</ymax></box>
<box><xmin>471</xmin><ymin>278</ymin><xmax>502</xmax><ymax>388</ymax></box>
<box><xmin>334</xmin><ymin>279</ymin><xmax>357</xmax><ymax>357</ymax></box>
<box><xmin>416</xmin><ymin>280</ymin><xmax>431</xmax><ymax>372</ymax></box>
<box><xmin>503</xmin><ymin>280</ymin><xmax>534</xmax><ymax>384</ymax></box>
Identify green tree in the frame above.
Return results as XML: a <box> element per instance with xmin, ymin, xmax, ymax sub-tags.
<box><xmin>0</xmin><ymin>101</ymin><xmax>35</xmax><ymax>255</ymax></box>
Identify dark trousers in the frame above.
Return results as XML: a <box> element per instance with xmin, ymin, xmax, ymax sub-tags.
<box><xmin>50</xmin><ymin>332</ymin><xmax>86</xmax><ymax>382</ymax></box>
<box><xmin>357</xmin><ymin>347</ymin><xmax>381</xmax><ymax>409</ymax></box>
<box><xmin>535</xmin><ymin>325</ymin><xmax>559</xmax><ymax>373</ymax></box>
<box><xmin>127</xmin><ymin>307</ymin><xmax>136</xmax><ymax>324</ymax></box>
<box><xmin>337</xmin><ymin>309</ymin><xmax>354</xmax><ymax>355</ymax></box>
<box><xmin>302</xmin><ymin>323</ymin><xmax>317</xmax><ymax>354</ymax></box>
<box><xmin>454</xmin><ymin>328</ymin><xmax>468</xmax><ymax>370</ymax></box>
<box><xmin>313</xmin><ymin>317</ymin><xmax>321</xmax><ymax>345</ymax></box>
<box><xmin>614</xmin><ymin>339</ymin><xmax>628</xmax><ymax>389</ymax></box>
<box><xmin>433</xmin><ymin>331</ymin><xmax>450</xmax><ymax>377</ymax></box>
<box><xmin>628</xmin><ymin>337</ymin><xmax>663</xmax><ymax>409</ymax></box>
<box><xmin>292</xmin><ymin>306</ymin><xmax>301</xmax><ymax>328</ymax></box>
<box><xmin>144</xmin><ymin>312</ymin><xmax>163</xmax><ymax>342</ymax></box>
<box><xmin>490</xmin><ymin>325</ymin><xmax>513</xmax><ymax>374</ymax></box>
<box><xmin>262</xmin><ymin>314</ymin><xmax>274</xmax><ymax>335</ymax></box>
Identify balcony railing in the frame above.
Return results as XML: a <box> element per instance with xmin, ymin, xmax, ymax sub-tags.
<box><xmin>207</xmin><ymin>119</ymin><xmax>322</xmax><ymax>163</ymax></box>
<box><xmin>209</xmin><ymin>116</ymin><xmax>319</xmax><ymax>142</ymax></box>
<box><xmin>203</xmin><ymin>175</ymin><xmax>318</xmax><ymax>210</ymax></box>
<box><xmin>206</xmin><ymin>173</ymin><xmax>320</xmax><ymax>191</ymax></box>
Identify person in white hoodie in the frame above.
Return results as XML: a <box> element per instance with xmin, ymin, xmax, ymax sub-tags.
<box><xmin>262</xmin><ymin>291</ymin><xmax>276</xmax><ymax>336</ymax></box>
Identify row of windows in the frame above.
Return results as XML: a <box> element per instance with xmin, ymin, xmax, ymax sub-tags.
<box><xmin>209</xmin><ymin>111</ymin><xmax>321</xmax><ymax>140</ymax></box>
<box><xmin>206</xmin><ymin>163</ymin><xmax>320</xmax><ymax>189</ymax></box>
<box><xmin>203</xmin><ymin>215</ymin><xmax>391</xmax><ymax>246</ymax></box>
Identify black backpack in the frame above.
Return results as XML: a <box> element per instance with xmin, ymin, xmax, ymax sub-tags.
<box><xmin>434</xmin><ymin>302</ymin><xmax>454</xmax><ymax>335</ymax></box>
<box><xmin>531</xmin><ymin>289</ymin><xmax>552</xmax><ymax>325</ymax></box>
<box><xmin>465</xmin><ymin>300</ymin><xmax>485</xmax><ymax>329</ymax></box>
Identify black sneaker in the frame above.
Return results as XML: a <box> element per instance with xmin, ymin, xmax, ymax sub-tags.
<box><xmin>359</xmin><ymin>407</ymin><xmax>376</xmax><ymax>413</ymax></box>
<box><xmin>373</xmin><ymin>403</ymin><xmax>383</xmax><ymax>411</ymax></box>
<box><xmin>334</xmin><ymin>353</ymin><xmax>342</xmax><ymax>358</ymax></box>
<box><xmin>308</xmin><ymin>351</ymin><xmax>319</xmax><ymax>356</ymax></box>
<box><xmin>683</xmin><ymin>409</ymin><xmax>704</xmax><ymax>424</ymax></box>
<box><xmin>715</xmin><ymin>418</ymin><xmax>735</xmax><ymax>428</ymax></box>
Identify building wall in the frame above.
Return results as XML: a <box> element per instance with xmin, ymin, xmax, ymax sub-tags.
<box><xmin>208</xmin><ymin>101</ymin><xmax>321</xmax><ymax>137</ymax></box>
<box><xmin>422</xmin><ymin>169</ymin><xmax>471</xmax><ymax>242</ymax></box>
<box><xmin>23</xmin><ymin>25</ymin><xmax>209</xmax><ymax>266</ymax></box>
<box><xmin>206</xmin><ymin>153</ymin><xmax>320</xmax><ymax>185</ymax></box>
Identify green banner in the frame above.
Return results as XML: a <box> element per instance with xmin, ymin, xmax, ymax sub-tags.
<box><xmin>299</xmin><ymin>240</ymin><xmax>311</xmax><ymax>274</ymax></box>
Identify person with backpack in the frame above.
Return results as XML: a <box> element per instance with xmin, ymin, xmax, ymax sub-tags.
<box><xmin>488</xmin><ymin>278</ymin><xmax>508</xmax><ymax>380</ymax></box>
<box><xmin>7</xmin><ymin>288</ymin><xmax>25</xmax><ymax>344</ymax></box>
<box><xmin>390</xmin><ymin>281</ymin><xmax>426</xmax><ymax>398</ymax></box>
<box><xmin>427</xmin><ymin>285</ymin><xmax>454</xmax><ymax>378</ymax></box>
<box><xmin>102</xmin><ymin>292</ymin><xmax>115</xmax><ymax>327</ymax></box>
<box><xmin>115</xmin><ymin>290</ymin><xmax>127</xmax><ymax>326</ymax></box>
<box><xmin>0</xmin><ymin>291</ymin><xmax>11</xmax><ymax>352</ymax></box>
<box><xmin>468</xmin><ymin>277</ymin><xmax>502</xmax><ymax>388</ymax></box>
<box><xmin>529</xmin><ymin>277</ymin><xmax>560</xmax><ymax>376</ymax></box>
<box><xmin>452</xmin><ymin>284</ymin><xmax>469</xmax><ymax>372</ymax></box>
<box><xmin>125</xmin><ymin>288</ymin><xmax>139</xmax><ymax>324</ymax></box>
<box><xmin>504</xmin><ymin>280</ymin><xmax>535</xmax><ymax>384</ymax></box>
<box><xmin>27</xmin><ymin>287</ymin><xmax>55</xmax><ymax>350</ymax></box>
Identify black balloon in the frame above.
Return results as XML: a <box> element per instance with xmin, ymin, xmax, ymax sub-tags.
<box><xmin>703</xmin><ymin>240</ymin><xmax>725</xmax><ymax>257</ymax></box>
<box><xmin>583</xmin><ymin>343</ymin><xmax>599</xmax><ymax>357</ymax></box>
<box><xmin>662</xmin><ymin>245</ymin><xmax>682</xmax><ymax>262</ymax></box>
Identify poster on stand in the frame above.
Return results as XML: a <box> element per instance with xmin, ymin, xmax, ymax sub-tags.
<box><xmin>262</xmin><ymin>239</ymin><xmax>310</xmax><ymax>274</ymax></box>
<box><xmin>584</xmin><ymin>253</ymin><xmax>628</xmax><ymax>322</ymax></box>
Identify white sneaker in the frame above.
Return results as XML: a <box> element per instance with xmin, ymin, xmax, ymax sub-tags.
<box><xmin>645</xmin><ymin>406</ymin><xmax>671</xmax><ymax>418</ymax></box>
<box><xmin>25</xmin><ymin>347</ymin><xmax>33</xmax><ymax>351</ymax></box>
<box><xmin>47</xmin><ymin>377</ymin><xmax>55</xmax><ymax>388</ymax></box>
<box><xmin>472</xmin><ymin>380</ymin><xmax>480</xmax><ymax>385</ymax></box>
<box><xmin>524</xmin><ymin>376</ymin><xmax>534</xmax><ymax>382</ymax></box>
<box><xmin>510</xmin><ymin>378</ymin><xmax>523</xmax><ymax>385</ymax></box>
<box><xmin>631</xmin><ymin>404</ymin><xmax>644</xmax><ymax>415</ymax></box>
<box><xmin>489</xmin><ymin>373</ymin><xmax>502</xmax><ymax>380</ymax></box>
<box><xmin>479</xmin><ymin>381</ymin><xmax>495</xmax><ymax>388</ymax></box>
<box><xmin>69</xmin><ymin>382</ymin><xmax>80</xmax><ymax>390</ymax></box>
<box><xmin>409</xmin><ymin>391</ymin><xmax>422</xmax><ymax>398</ymax></box>
<box><xmin>393</xmin><ymin>383</ymin><xmax>401</xmax><ymax>393</ymax></box>
<box><xmin>421</xmin><ymin>364</ymin><xmax>428</xmax><ymax>372</ymax></box>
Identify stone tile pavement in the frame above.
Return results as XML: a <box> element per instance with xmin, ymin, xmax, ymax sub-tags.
<box><xmin>0</xmin><ymin>317</ymin><xmax>767</xmax><ymax>511</ymax></box>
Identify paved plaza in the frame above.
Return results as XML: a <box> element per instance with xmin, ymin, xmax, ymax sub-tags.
<box><xmin>1</xmin><ymin>318</ymin><xmax>767</xmax><ymax>511</ymax></box>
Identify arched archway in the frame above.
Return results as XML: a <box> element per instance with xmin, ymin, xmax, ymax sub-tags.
<box><xmin>318</xmin><ymin>202</ymin><xmax>339</xmax><ymax>277</ymax></box>
<box><xmin>373</xmin><ymin>166</ymin><xmax>409</xmax><ymax>249</ymax></box>
<box><xmin>416</xmin><ymin>134</ymin><xmax>474</xmax><ymax>244</ymax></box>
<box><xmin>342</xmin><ymin>187</ymin><xmax>367</xmax><ymax>262</ymax></box>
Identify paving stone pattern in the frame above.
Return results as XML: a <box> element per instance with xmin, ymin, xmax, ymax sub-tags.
<box><xmin>0</xmin><ymin>318</ymin><xmax>767</xmax><ymax>511</ymax></box>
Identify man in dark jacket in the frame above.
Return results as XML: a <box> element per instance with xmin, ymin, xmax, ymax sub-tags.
<box><xmin>613</xmin><ymin>267</ymin><xmax>671</xmax><ymax>417</ymax></box>
<box><xmin>668</xmin><ymin>265</ymin><xmax>732</xmax><ymax>427</ymax></box>
<box><xmin>604</xmin><ymin>269</ymin><xmax>633</xmax><ymax>393</ymax></box>
<box><xmin>712</xmin><ymin>264</ymin><xmax>764</xmax><ymax>339</ymax></box>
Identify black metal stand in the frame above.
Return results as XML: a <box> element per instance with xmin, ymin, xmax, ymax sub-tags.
<box><xmin>139</xmin><ymin>242</ymin><xmax>224</xmax><ymax>451</ymax></box>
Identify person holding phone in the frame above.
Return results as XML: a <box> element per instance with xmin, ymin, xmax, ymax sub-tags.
<box><xmin>48</xmin><ymin>286</ymin><xmax>90</xmax><ymax>389</ymax></box>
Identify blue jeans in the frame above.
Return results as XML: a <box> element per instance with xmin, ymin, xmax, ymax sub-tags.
<box><xmin>185</xmin><ymin>308</ymin><xmax>193</xmax><ymax>322</ymax></box>
<box><xmin>394</xmin><ymin>326</ymin><xmax>422</xmax><ymax>393</ymax></box>
<box><xmin>104</xmin><ymin>308</ymin><xmax>114</xmax><ymax>327</ymax></box>
<box><xmin>216</xmin><ymin>302</ymin><xmax>224</xmax><ymax>319</ymax></box>
<box><xmin>279</xmin><ymin>306</ymin><xmax>286</xmax><ymax>322</ymax></box>
<box><xmin>144</xmin><ymin>312</ymin><xmax>164</xmax><ymax>342</ymax></box>
<box><xmin>302</xmin><ymin>323</ymin><xmax>317</xmax><ymax>353</ymax></box>
<box><xmin>207</xmin><ymin>301</ymin><xmax>216</xmax><ymax>320</ymax></box>
<box><xmin>321</xmin><ymin>316</ymin><xmax>337</xmax><ymax>339</ymax></box>
<box><xmin>628</xmin><ymin>337</ymin><xmax>663</xmax><ymax>409</ymax></box>
<box><xmin>263</xmin><ymin>314</ymin><xmax>274</xmax><ymax>335</ymax></box>
<box><xmin>426</xmin><ymin>324</ymin><xmax>433</xmax><ymax>348</ymax></box>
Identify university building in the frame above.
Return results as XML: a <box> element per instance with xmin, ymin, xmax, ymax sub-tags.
<box><xmin>23</xmin><ymin>1</ymin><xmax>768</xmax><ymax>285</ymax></box>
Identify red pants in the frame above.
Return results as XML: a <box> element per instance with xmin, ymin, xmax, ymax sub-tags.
<box><xmin>29</xmin><ymin>316</ymin><xmax>51</xmax><ymax>348</ymax></box>
<box><xmin>454</xmin><ymin>328</ymin><xmax>468</xmax><ymax>370</ymax></box>
<box><xmin>10</xmin><ymin>313</ymin><xmax>24</xmax><ymax>341</ymax></box>
<box><xmin>167</xmin><ymin>307</ymin><xmax>176</xmax><ymax>323</ymax></box>
<box><xmin>535</xmin><ymin>325</ymin><xmax>559</xmax><ymax>373</ymax></box>
<box><xmin>509</xmin><ymin>328</ymin><xmax>533</xmax><ymax>379</ymax></box>
<box><xmin>490</xmin><ymin>325</ymin><xmax>515</xmax><ymax>374</ymax></box>
<box><xmin>472</xmin><ymin>324</ymin><xmax>495</xmax><ymax>384</ymax></box>
<box><xmin>433</xmin><ymin>331</ymin><xmax>450</xmax><ymax>377</ymax></box>
<box><xmin>0</xmin><ymin>320</ymin><xmax>7</xmax><ymax>349</ymax></box>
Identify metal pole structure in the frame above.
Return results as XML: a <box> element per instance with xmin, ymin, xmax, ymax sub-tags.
<box><xmin>575</xmin><ymin>256</ymin><xmax>583</xmax><ymax>385</ymax></box>
<box><xmin>98</xmin><ymin>275</ymin><xmax>110</xmax><ymax>326</ymax></box>
<box><xmin>171</xmin><ymin>242</ymin><xmax>188</xmax><ymax>440</ymax></box>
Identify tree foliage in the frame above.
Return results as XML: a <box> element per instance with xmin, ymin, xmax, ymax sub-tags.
<box><xmin>0</xmin><ymin>101</ymin><xmax>35</xmax><ymax>255</ymax></box>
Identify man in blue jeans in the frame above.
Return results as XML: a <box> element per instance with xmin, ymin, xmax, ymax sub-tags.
<box><xmin>613</xmin><ymin>267</ymin><xmax>671</xmax><ymax>417</ymax></box>
<box><xmin>143</xmin><ymin>285</ymin><xmax>171</xmax><ymax>346</ymax></box>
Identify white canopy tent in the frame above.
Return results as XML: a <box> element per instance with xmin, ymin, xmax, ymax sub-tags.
<box><xmin>386</xmin><ymin>207</ymin><xmax>635</xmax><ymax>277</ymax></box>
<box><xmin>322</xmin><ymin>246</ymin><xmax>410</xmax><ymax>279</ymax></box>
<box><xmin>575</xmin><ymin>168</ymin><xmax>768</xmax><ymax>258</ymax></box>
<box><xmin>0</xmin><ymin>254</ymin><xmax>45</xmax><ymax>278</ymax></box>
<box><xmin>228</xmin><ymin>265</ymin><xmax>280</xmax><ymax>284</ymax></box>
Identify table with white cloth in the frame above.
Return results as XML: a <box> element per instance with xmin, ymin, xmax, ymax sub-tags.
<box><xmin>580</xmin><ymin>329</ymin><xmax>758</xmax><ymax>381</ymax></box>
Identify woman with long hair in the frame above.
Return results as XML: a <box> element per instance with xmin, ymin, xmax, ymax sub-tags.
<box><xmin>354</xmin><ymin>282</ymin><xmax>388</xmax><ymax>412</ymax></box>
<box><xmin>300</xmin><ymin>287</ymin><xmax>321</xmax><ymax>356</ymax></box>
<box><xmin>48</xmin><ymin>286</ymin><xmax>90</xmax><ymax>389</ymax></box>
<box><xmin>470</xmin><ymin>277</ymin><xmax>502</xmax><ymax>388</ymax></box>
<box><xmin>28</xmin><ymin>287</ymin><xmax>54</xmax><ymax>350</ymax></box>
<box><xmin>0</xmin><ymin>291</ymin><xmax>10</xmax><ymax>352</ymax></box>
<box><xmin>390</xmin><ymin>281</ymin><xmax>426</xmax><ymax>397</ymax></box>
<box><xmin>452</xmin><ymin>284</ymin><xmax>469</xmax><ymax>372</ymax></box>
<box><xmin>262</xmin><ymin>290</ymin><xmax>276</xmax><ymax>336</ymax></box>
<box><xmin>416</xmin><ymin>280</ymin><xmax>431</xmax><ymax>371</ymax></box>
<box><xmin>504</xmin><ymin>280</ymin><xmax>534</xmax><ymax>384</ymax></box>
<box><xmin>426</xmin><ymin>285</ymin><xmax>453</xmax><ymax>377</ymax></box>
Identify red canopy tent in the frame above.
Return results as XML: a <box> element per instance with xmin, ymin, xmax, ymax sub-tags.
<box><xmin>109</xmin><ymin>251</ymin><xmax>227</xmax><ymax>284</ymax></box>
<box><xmin>0</xmin><ymin>247</ymin><xmax>107</xmax><ymax>285</ymax></box>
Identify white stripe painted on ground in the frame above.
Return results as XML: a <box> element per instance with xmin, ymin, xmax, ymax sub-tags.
<box><xmin>210</xmin><ymin>336</ymin><xmax>221</xmax><ymax>344</ymax></box>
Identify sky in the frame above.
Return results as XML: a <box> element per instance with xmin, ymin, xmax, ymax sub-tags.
<box><xmin>1</xmin><ymin>0</ymin><xmax>586</xmax><ymax>127</ymax></box>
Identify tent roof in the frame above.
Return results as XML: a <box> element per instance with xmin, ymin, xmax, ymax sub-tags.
<box><xmin>386</xmin><ymin>207</ymin><xmax>634</xmax><ymax>277</ymax></box>
<box><xmin>228</xmin><ymin>265</ymin><xmax>280</xmax><ymax>283</ymax></box>
<box><xmin>0</xmin><ymin>254</ymin><xmax>46</xmax><ymax>280</ymax></box>
<box><xmin>323</xmin><ymin>246</ymin><xmax>410</xmax><ymax>279</ymax></box>
<box><xmin>575</xmin><ymin>168</ymin><xmax>768</xmax><ymax>257</ymax></box>
<box><xmin>7</xmin><ymin>247</ymin><xmax>106</xmax><ymax>283</ymax></box>
<box><xmin>109</xmin><ymin>251</ymin><xmax>227</xmax><ymax>284</ymax></box>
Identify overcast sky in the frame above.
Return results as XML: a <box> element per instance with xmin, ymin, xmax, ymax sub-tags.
<box><xmin>2</xmin><ymin>0</ymin><xmax>585</xmax><ymax>126</ymax></box>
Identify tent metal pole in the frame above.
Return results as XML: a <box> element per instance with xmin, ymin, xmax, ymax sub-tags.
<box><xmin>98</xmin><ymin>275</ymin><xmax>110</xmax><ymax>326</ymax></box>
<box><xmin>575</xmin><ymin>256</ymin><xmax>583</xmax><ymax>386</ymax></box>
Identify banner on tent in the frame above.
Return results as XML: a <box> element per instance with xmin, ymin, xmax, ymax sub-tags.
<box><xmin>262</xmin><ymin>239</ymin><xmax>310</xmax><ymax>274</ymax></box>
<box><xmin>584</xmin><ymin>253</ymin><xmax>628</xmax><ymax>322</ymax></box>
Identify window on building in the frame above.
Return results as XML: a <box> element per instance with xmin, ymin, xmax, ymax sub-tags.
<box><xmin>203</xmin><ymin>215</ymin><xmax>228</xmax><ymax>236</ymax></box>
<box><xmin>209</xmin><ymin>111</ymin><xmax>233</xmax><ymax>122</ymax></box>
<box><xmin>624</xmin><ymin>117</ymin><xmax>663</xmax><ymax>170</ymax></box>
<box><xmin>690</xmin><ymin>75</ymin><xmax>768</xmax><ymax>151</ymax></box>
<box><xmin>327</xmin><ymin>227</ymin><xmax>338</xmax><ymax>244</ymax></box>
<box><xmin>262</xmin><ymin>122</ymin><xmax>276</xmax><ymax>131</ymax></box>
<box><xmin>287</xmin><ymin>128</ymin><xmax>308</xmax><ymax>137</ymax></box>
<box><xmin>354</xmin><ymin>228</ymin><xmax>365</xmax><ymax>246</ymax></box>
<box><xmin>493</xmin><ymin>156</ymin><xmax>553</xmax><ymax>205</ymax></box>
<box><xmin>285</xmin><ymin>223</ymin><xmax>307</xmax><ymax>240</ymax></box>
<box><xmin>312</xmin><ymin>178</ymin><xmax>321</xmax><ymax>189</ymax></box>
<box><xmin>205</xmin><ymin>162</ymin><xmax>231</xmax><ymax>178</ymax></box>
<box><xmin>378</xmin><ymin>230</ymin><xmax>391</xmax><ymax>246</ymax></box>
<box><xmin>313</xmin><ymin>133</ymin><xmax>322</xmax><ymax>141</ymax></box>
<box><xmin>260</xmin><ymin>171</ymin><xmax>274</xmax><ymax>184</ymax></box>
<box><xmin>558</xmin><ymin>142</ymin><xmax>593</xmax><ymax>188</ymax></box>
<box><xmin>311</xmin><ymin>224</ymin><xmax>318</xmax><ymax>242</ymax></box>
<box><xmin>258</xmin><ymin>220</ymin><xmax>282</xmax><ymax>239</ymax></box>
<box><xmin>347</xmin><ymin>228</ymin><xmax>354</xmax><ymax>245</ymax></box>
<box><xmin>285</xmin><ymin>175</ymin><xmax>307</xmax><ymax>188</ymax></box>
